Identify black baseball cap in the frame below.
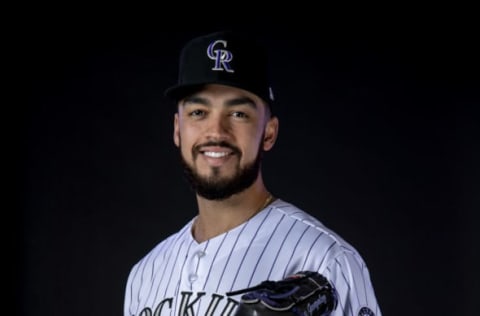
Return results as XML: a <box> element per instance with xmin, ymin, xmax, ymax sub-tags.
<box><xmin>164</xmin><ymin>30</ymin><xmax>275</xmax><ymax>105</ymax></box>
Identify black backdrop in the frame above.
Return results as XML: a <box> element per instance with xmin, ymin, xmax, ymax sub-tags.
<box><xmin>18</xmin><ymin>14</ymin><xmax>479</xmax><ymax>316</ymax></box>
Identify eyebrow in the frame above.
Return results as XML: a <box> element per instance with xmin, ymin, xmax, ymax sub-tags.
<box><xmin>181</xmin><ymin>96</ymin><xmax>258</xmax><ymax>109</ymax></box>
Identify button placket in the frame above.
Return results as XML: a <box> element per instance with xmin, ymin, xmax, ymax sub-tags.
<box><xmin>187</xmin><ymin>248</ymin><xmax>207</xmax><ymax>285</ymax></box>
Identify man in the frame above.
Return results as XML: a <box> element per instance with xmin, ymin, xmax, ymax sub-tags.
<box><xmin>124</xmin><ymin>30</ymin><xmax>381</xmax><ymax>316</ymax></box>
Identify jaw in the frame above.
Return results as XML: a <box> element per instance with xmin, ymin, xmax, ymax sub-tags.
<box><xmin>180</xmin><ymin>145</ymin><xmax>263</xmax><ymax>201</ymax></box>
<box><xmin>195</xmin><ymin>156</ymin><xmax>239</xmax><ymax>180</ymax></box>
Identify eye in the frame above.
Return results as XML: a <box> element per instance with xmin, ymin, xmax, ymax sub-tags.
<box><xmin>231</xmin><ymin>111</ymin><xmax>249</xmax><ymax>119</ymax></box>
<box><xmin>189</xmin><ymin>109</ymin><xmax>206</xmax><ymax>117</ymax></box>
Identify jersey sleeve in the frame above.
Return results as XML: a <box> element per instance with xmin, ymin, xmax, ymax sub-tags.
<box><xmin>323</xmin><ymin>250</ymin><xmax>382</xmax><ymax>316</ymax></box>
<box><xmin>123</xmin><ymin>263</ymin><xmax>137</xmax><ymax>316</ymax></box>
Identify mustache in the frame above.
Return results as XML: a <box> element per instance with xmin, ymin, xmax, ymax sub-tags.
<box><xmin>193</xmin><ymin>141</ymin><xmax>241</xmax><ymax>155</ymax></box>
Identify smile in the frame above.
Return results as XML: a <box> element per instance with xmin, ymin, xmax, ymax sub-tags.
<box><xmin>203</xmin><ymin>151</ymin><xmax>231</xmax><ymax>158</ymax></box>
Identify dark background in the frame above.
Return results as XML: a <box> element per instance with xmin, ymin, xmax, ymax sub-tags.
<box><xmin>18</xmin><ymin>12</ymin><xmax>478</xmax><ymax>316</ymax></box>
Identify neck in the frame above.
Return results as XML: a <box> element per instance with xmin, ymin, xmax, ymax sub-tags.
<box><xmin>192</xmin><ymin>181</ymin><xmax>273</xmax><ymax>243</ymax></box>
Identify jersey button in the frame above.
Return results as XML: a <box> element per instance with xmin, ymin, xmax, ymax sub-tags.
<box><xmin>188</xmin><ymin>274</ymin><xmax>198</xmax><ymax>283</ymax></box>
<box><xmin>196</xmin><ymin>251</ymin><xmax>206</xmax><ymax>258</ymax></box>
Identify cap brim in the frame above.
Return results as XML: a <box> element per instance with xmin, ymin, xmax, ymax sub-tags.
<box><xmin>164</xmin><ymin>84</ymin><xmax>205</xmax><ymax>101</ymax></box>
<box><xmin>164</xmin><ymin>81</ymin><xmax>272</xmax><ymax>105</ymax></box>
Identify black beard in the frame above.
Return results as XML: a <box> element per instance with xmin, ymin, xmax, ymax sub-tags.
<box><xmin>179</xmin><ymin>141</ymin><xmax>263</xmax><ymax>200</ymax></box>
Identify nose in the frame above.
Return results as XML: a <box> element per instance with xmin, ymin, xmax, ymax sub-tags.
<box><xmin>205</xmin><ymin>114</ymin><xmax>230</xmax><ymax>140</ymax></box>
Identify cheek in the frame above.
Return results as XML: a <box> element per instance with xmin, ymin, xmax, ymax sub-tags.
<box><xmin>240</xmin><ymin>131</ymin><xmax>264</xmax><ymax>158</ymax></box>
<box><xmin>177</xmin><ymin>128</ymin><xmax>197</xmax><ymax>158</ymax></box>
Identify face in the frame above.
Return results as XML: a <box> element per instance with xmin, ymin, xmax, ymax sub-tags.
<box><xmin>173</xmin><ymin>84</ymin><xmax>278</xmax><ymax>200</ymax></box>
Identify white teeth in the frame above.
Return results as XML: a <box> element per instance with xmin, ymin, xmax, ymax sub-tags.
<box><xmin>204</xmin><ymin>151</ymin><xmax>229</xmax><ymax>158</ymax></box>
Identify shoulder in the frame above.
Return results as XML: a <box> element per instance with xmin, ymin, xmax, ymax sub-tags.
<box><xmin>269</xmin><ymin>199</ymin><xmax>352</xmax><ymax>246</ymax></box>
<box><xmin>269</xmin><ymin>199</ymin><xmax>326</xmax><ymax>228</ymax></box>
<box><xmin>269</xmin><ymin>199</ymin><xmax>364</xmax><ymax>262</ymax></box>
<box><xmin>270</xmin><ymin>201</ymin><xmax>381</xmax><ymax>314</ymax></box>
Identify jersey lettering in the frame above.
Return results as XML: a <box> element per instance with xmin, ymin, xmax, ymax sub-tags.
<box><xmin>135</xmin><ymin>292</ymin><xmax>238</xmax><ymax>316</ymax></box>
<box><xmin>178</xmin><ymin>292</ymin><xmax>206</xmax><ymax>316</ymax></box>
<box><xmin>153</xmin><ymin>298</ymin><xmax>173</xmax><ymax>316</ymax></box>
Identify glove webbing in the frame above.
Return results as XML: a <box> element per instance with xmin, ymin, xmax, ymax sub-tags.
<box><xmin>226</xmin><ymin>274</ymin><xmax>310</xmax><ymax>297</ymax></box>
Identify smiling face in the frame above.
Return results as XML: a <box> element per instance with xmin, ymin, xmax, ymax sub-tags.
<box><xmin>173</xmin><ymin>84</ymin><xmax>278</xmax><ymax>200</ymax></box>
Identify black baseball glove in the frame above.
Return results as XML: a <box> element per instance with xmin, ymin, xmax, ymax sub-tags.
<box><xmin>227</xmin><ymin>271</ymin><xmax>338</xmax><ymax>316</ymax></box>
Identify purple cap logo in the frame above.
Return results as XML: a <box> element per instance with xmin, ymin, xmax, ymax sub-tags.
<box><xmin>207</xmin><ymin>40</ymin><xmax>235</xmax><ymax>73</ymax></box>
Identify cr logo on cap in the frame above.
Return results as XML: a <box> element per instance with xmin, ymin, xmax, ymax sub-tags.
<box><xmin>207</xmin><ymin>40</ymin><xmax>234</xmax><ymax>73</ymax></box>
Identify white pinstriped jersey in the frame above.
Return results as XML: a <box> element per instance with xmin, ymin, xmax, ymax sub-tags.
<box><xmin>124</xmin><ymin>199</ymin><xmax>381</xmax><ymax>316</ymax></box>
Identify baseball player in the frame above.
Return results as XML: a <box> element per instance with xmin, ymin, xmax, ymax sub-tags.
<box><xmin>124</xmin><ymin>31</ymin><xmax>382</xmax><ymax>316</ymax></box>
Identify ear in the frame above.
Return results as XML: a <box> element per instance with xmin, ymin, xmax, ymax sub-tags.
<box><xmin>262</xmin><ymin>116</ymin><xmax>279</xmax><ymax>151</ymax></box>
<box><xmin>173</xmin><ymin>113</ymin><xmax>180</xmax><ymax>147</ymax></box>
